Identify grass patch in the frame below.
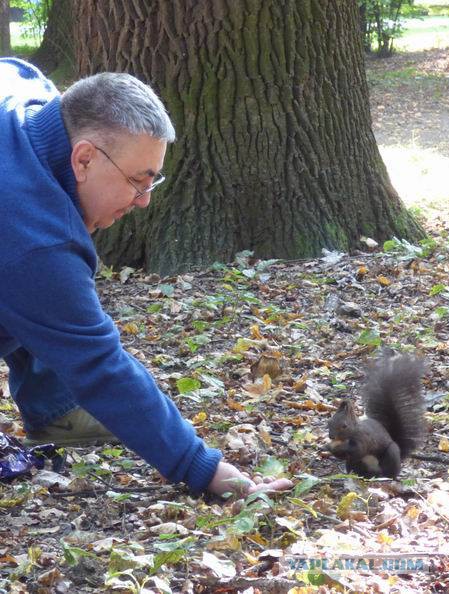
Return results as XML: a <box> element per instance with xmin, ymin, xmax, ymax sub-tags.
<box><xmin>415</xmin><ymin>1</ymin><xmax>449</xmax><ymax>16</ymax></box>
<box><xmin>366</xmin><ymin>65</ymin><xmax>447</xmax><ymax>95</ymax></box>
<box><xmin>367</xmin><ymin>66</ymin><xmax>419</xmax><ymax>83</ymax></box>
<box><xmin>380</xmin><ymin>145</ymin><xmax>449</xmax><ymax>222</ymax></box>
<box><xmin>396</xmin><ymin>16</ymin><xmax>449</xmax><ymax>50</ymax></box>
<box><xmin>10</xmin><ymin>22</ymin><xmax>39</xmax><ymax>58</ymax></box>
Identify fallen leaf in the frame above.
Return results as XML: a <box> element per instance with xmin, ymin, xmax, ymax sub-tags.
<box><xmin>377</xmin><ymin>275</ymin><xmax>392</xmax><ymax>286</ymax></box>
<box><xmin>251</xmin><ymin>353</ymin><xmax>282</xmax><ymax>380</ymax></box>
<box><xmin>192</xmin><ymin>411</ymin><xmax>207</xmax><ymax>425</ymax></box>
<box><xmin>438</xmin><ymin>437</ymin><xmax>449</xmax><ymax>452</ymax></box>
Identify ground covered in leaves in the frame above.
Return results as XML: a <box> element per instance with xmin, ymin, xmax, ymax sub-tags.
<box><xmin>1</xmin><ymin>52</ymin><xmax>449</xmax><ymax>594</ymax></box>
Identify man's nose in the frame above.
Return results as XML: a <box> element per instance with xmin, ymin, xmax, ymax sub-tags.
<box><xmin>133</xmin><ymin>192</ymin><xmax>151</xmax><ymax>208</ymax></box>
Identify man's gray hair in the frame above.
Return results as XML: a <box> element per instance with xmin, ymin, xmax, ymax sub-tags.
<box><xmin>61</xmin><ymin>72</ymin><xmax>175</xmax><ymax>144</ymax></box>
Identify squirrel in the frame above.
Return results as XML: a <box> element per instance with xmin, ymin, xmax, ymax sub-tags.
<box><xmin>327</xmin><ymin>353</ymin><xmax>426</xmax><ymax>479</ymax></box>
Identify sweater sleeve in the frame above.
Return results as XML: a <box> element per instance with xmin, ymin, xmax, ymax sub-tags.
<box><xmin>0</xmin><ymin>242</ymin><xmax>222</xmax><ymax>493</ymax></box>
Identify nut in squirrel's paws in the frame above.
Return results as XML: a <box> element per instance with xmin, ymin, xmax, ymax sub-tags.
<box><xmin>326</xmin><ymin>438</ymin><xmax>349</xmax><ymax>459</ymax></box>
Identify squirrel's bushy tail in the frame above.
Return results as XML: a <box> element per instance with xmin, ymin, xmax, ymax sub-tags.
<box><xmin>363</xmin><ymin>354</ymin><xmax>426</xmax><ymax>458</ymax></box>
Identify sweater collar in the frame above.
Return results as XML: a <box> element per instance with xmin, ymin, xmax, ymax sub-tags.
<box><xmin>25</xmin><ymin>96</ymin><xmax>78</xmax><ymax>202</ymax></box>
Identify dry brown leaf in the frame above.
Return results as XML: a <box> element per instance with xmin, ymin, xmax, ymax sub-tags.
<box><xmin>438</xmin><ymin>437</ymin><xmax>449</xmax><ymax>452</ymax></box>
<box><xmin>226</xmin><ymin>397</ymin><xmax>246</xmax><ymax>411</ymax></box>
<box><xmin>293</xmin><ymin>374</ymin><xmax>307</xmax><ymax>392</ymax></box>
<box><xmin>122</xmin><ymin>322</ymin><xmax>139</xmax><ymax>334</ymax></box>
<box><xmin>276</xmin><ymin>415</ymin><xmax>307</xmax><ymax>426</ymax></box>
<box><xmin>115</xmin><ymin>473</ymin><xmax>134</xmax><ymax>486</ymax></box>
<box><xmin>192</xmin><ymin>411</ymin><xmax>207</xmax><ymax>425</ymax></box>
<box><xmin>37</xmin><ymin>568</ymin><xmax>63</xmax><ymax>586</ymax></box>
<box><xmin>258</xmin><ymin>425</ymin><xmax>272</xmax><ymax>446</ymax></box>
<box><xmin>250</xmin><ymin>353</ymin><xmax>282</xmax><ymax>380</ymax></box>
<box><xmin>0</xmin><ymin>554</ymin><xmax>18</xmax><ymax>566</ymax></box>
<box><xmin>356</xmin><ymin>265</ymin><xmax>369</xmax><ymax>280</ymax></box>
<box><xmin>250</xmin><ymin>324</ymin><xmax>264</xmax><ymax>340</ymax></box>
<box><xmin>377</xmin><ymin>275</ymin><xmax>392</xmax><ymax>286</ymax></box>
<box><xmin>243</xmin><ymin>373</ymin><xmax>272</xmax><ymax>396</ymax></box>
<box><xmin>377</xmin><ymin>530</ymin><xmax>394</xmax><ymax>545</ymax></box>
<box><xmin>247</xmin><ymin>533</ymin><xmax>269</xmax><ymax>547</ymax></box>
<box><xmin>284</xmin><ymin>399</ymin><xmax>331</xmax><ymax>412</ymax></box>
<box><xmin>406</xmin><ymin>506</ymin><xmax>421</xmax><ymax>520</ymax></box>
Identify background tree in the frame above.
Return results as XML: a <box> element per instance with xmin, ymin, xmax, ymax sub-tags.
<box><xmin>359</xmin><ymin>0</ymin><xmax>415</xmax><ymax>56</ymax></box>
<box><xmin>0</xmin><ymin>0</ymin><xmax>11</xmax><ymax>55</ymax></box>
<box><xmin>29</xmin><ymin>0</ymin><xmax>74</xmax><ymax>75</ymax></box>
<box><xmin>74</xmin><ymin>0</ymin><xmax>423</xmax><ymax>276</ymax></box>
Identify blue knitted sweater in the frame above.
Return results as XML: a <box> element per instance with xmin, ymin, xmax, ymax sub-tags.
<box><xmin>0</xmin><ymin>58</ymin><xmax>222</xmax><ymax>492</ymax></box>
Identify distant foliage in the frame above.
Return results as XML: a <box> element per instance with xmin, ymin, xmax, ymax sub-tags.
<box><xmin>11</xmin><ymin>0</ymin><xmax>52</xmax><ymax>43</ymax></box>
<box><xmin>359</xmin><ymin>0</ymin><xmax>415</xmax><ymax>56</ymax></box>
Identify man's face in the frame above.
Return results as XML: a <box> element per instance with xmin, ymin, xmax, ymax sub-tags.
<box><xmin>72</xmin><ymin>133</ymin><xmax>167</xmax><ymax>233</ymax></box>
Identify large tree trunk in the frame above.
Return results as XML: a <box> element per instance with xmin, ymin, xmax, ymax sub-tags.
<box><xmin>0</xmin><ymin>0</ymin><xmax>10</xmax><ymax>55</ymax></box>
<box><xmin>31</xmin><ymin>0</ymin><xmax>74</xmax><ymax>75</ymax></box>
<box><xmin>74</xmin><ymin>0</ymin><xmax>424</xmax><ymax>276</ymax></box>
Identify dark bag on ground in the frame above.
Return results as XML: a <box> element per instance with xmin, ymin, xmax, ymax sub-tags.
<box><xmin>0</xmin><ymin>432</ymin><xmax>63</xmax><ymax>480</ymax></box>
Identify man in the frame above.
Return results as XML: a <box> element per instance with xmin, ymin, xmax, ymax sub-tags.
<box><xmin>0</xmin><ymin>58</ymin><xmax>292</xmax><ymax>496</ymax></box>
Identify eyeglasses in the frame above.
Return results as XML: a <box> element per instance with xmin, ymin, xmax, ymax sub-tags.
<box><xmin>94</xmin><ymin>145</ymin><xmax>165</xmax><ymax>198</ymax></box>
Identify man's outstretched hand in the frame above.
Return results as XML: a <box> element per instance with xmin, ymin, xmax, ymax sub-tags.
<box><xmin>208</xmin><ymin>461</ymin><xmax>293</xmax><ymax>497</ymax></box>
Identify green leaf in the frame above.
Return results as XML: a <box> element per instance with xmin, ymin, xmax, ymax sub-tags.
<box><xmin>356</xmin><ymin>329</ymin><xmax>381</xmax><ymax>347</ymax></box>
<box><xmin>245</xmin><ymin>491</ymin><xmax>274</xmax><ymax>507</ymax></box>
<box><xmin>294</xmin><ymin>474</ymin><xmax>321</xmax><ymax>496</ymax></box>
<box><xmin>255</xmin><ymin>457</ymin><xmax>285</xmax><ymax>477</ymax></box>
<box><xmin>429</xmin><ymin>284</ymin><xmax>447</xmax><ymax>296</ymax></box>
<box><xmin>289</xmin><ymin>497</ymin><xmax>318</xmax><ymax>518</ymax></box>
<box><xmin>419</xmin><ymin>238</ymin><xmax>437</xmax><ymax>257</ymax></box>
<box><xmin>192</xmin><ymin>320</ymin><xmax>210</xmax><ymax>332</ymax></box>
<box><xmin>116</xmin><ymin>459</ymin><xmax>135</xmax><ymax>470</ymax></box>
<box><xmin>146</xmin><ymin>303</ymin><xmax>163</xmax><ymax>314</ymax></box>
<box><xmin>71</xmin><ymin>461</ymin><xmax>107</xmax><ymax>478</ymax></box>
<box><xmin>255</xmin><ymin>258</ymin><xmax>279</xmax><ymax>271</ymax></box>
<box><xmin>153</xmin><ymin>536</ymin><xmax>196</xmax><ymax>551</ymax></box>
<box><xmin>235</xmin><ymin>250</ymin><xmax>254</xmax><ymax>269</ymax></box>
<box><xmin>98</xmin><ymin>264</ymin><xmax>114</xmax><ymax>279</ymax></box>
<box><xmin>176</xmin><ymin>377</ymin><xmax>201</xmax><ymax>394</ymax></box>
<box><xmin>108</xmin><ymin>547</ymin><xmax>153</xmax><ymax>573</ymax></box>
<box><xmin>62</xmin><ymin>542</ymin><xmax>96</xmax><ymax>567</ymax></box>
<box><xmin>151</xmin><ymin>549</ymin><xmax>186</xmax><ymax>574</ymax></box>
<box><xmin>211</xmin><ymin>261</ymin><xmax>227</xmax><ymax>271</ymax></box>
<box><xmin>242</xmin><ymin>268</ymin><xmax>256</xmax><ymax>279</ymax></box>
<box><xmin>107</xmin><ymin>492</ymin><xmax>132</xmax><ymax>502</ymax></box>
<box><xmin>185</xmin><ymin>334</ymin><xmax>210</xmax><ymax>353</ymax></box>
<box><xmin>326</xmin><ymin>473</ymin><xmax>359</xmax><ymax>480</ymax></box>
<box><xmin>159</xmin><ymin>283</ymin><xmax>175</xmax><ymax>297</ymax></box>
<box><xmin>199</xmin><ymin>374</ymin><xmax>225</xmax><ymax>390</ymax></box>
<box><xmin>231</xmin><ymin>512</ymin><xmax>257</xmax><ymax>534</ymax></box>
<box><xmin>307</xmin><ymin>570</ymin><xmax>326</xmax><ymax>586</ymax></box>
<box><xmin>102</xmin><ymin>447</ymin><xmax>123</xmax><ymax>458</ymax></box>
<box><xmin>383</xmin><ymin>238</ymin><xmax>401</xmax><ymax>252</ymax></box>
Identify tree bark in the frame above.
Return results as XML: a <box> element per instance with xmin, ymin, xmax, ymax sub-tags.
<box><xmin>31</xmin><ymin>0</ymin><xmax>74</xmax><ymax>75</ymax></box>
<box><xmin>0</xmin><ymin>0</ymin><xmax>11</xmax><ymax>55</ymax></box>
<box><xmin>73</xmin><ymin>0</ymin><xmax>424</xmax><ymax>276</ymax></box>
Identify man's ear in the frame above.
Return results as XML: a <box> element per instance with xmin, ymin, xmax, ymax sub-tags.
<box><xmin>71</xmin><ymin>140</ymin><xmax>96</xmax><ymax>182</ymax></box>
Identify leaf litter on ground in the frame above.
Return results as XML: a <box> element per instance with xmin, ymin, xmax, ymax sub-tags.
<box><xmin>2</xmin><ymin>234</ymin><xmax>449</xmax><ymax>592</ymax></box>
<box><xmin>2</xmin><ymin>50</ymin><xmax>449</xmax><ymax>594</ymax></box>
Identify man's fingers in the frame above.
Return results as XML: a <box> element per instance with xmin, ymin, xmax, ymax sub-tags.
<box><xmin>247</xmin><ymin>478</ymin><xmax>293</xmax><ymax>494</ymax></box>
<box><xmin>207</xmin><ymin>461</ymin><xmax>293</xmax><ymax>497</ymax></box>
